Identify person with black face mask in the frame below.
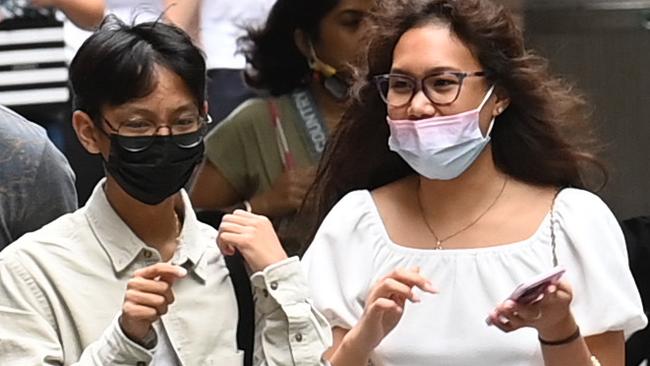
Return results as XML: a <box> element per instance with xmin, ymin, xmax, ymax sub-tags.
<box><xmin>189</xmin><ymin>0</ymin><xmax>375</xmax><ymax>255</ymax></box>
<box><xmin>0</xmin><ymin>16</ymin><xmax>331</xmax><ymax>366</ymax></box>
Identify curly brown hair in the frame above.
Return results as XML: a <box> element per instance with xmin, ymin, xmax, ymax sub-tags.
<box><xmin>296</xmin><ymin>0</ymin><xmax>606</xmax><ymax>253</ymax></box>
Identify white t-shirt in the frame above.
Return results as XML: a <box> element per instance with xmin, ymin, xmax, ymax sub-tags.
<box><xmin>302</xmin><ymin>188</ymin><xmax>647</xmax><ymax>366</ymax></box>
<box><xmin>63</xmin><ymin>0</ymin><xmax>164</xmax><ymax>64</ymax></box>
<box><xmin>201</xmin><ymin>0</ymin><xmax>274</xmax><ymax>70</ymax></box>
<box><xmin>106</xmin><ymin>0</ymin><xmax>163</xmax><ymax>23</ymax></box>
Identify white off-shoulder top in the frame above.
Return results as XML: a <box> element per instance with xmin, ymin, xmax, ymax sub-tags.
<box><xmin>302</xmin><ymin>188</ymin><xmax>647</xmax><ymax>366</ymax></box>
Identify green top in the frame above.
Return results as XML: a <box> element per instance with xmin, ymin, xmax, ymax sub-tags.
<box><xmin>205</xmin><ymin>95</ymin><xmax>319</xmax><ymax>199</ymax></box>
<box><xmin>204</xmin><ymin>94</ymin><xmax>324</xmax><ymax>255</ymax></box>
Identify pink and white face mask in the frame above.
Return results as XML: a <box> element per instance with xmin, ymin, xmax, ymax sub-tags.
<box><xmin>387</xmin><ymin>86</ymin><xmax>495</xmax><ymax>180</ymax></box>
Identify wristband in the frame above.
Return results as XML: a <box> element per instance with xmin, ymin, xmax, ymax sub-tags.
<box><xmin>538</xmin><ymin>326</ymin><xmax>581</xmax><ymax>346</ymax></box>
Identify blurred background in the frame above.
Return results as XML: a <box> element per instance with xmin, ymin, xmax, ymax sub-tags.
<box><xmin>497</xmin><ymin>0</ymin><xmax>650</xmax><ymax>221</ymax></box>
<box><xmin>0</xmin><ymin>0</ymin><xmax>648</xmax><ymax>222</ymax></box>
<box><xmin>522</xmin><ymin>0</ymin><xmax>650</xmax><ymax>221</ymax></box>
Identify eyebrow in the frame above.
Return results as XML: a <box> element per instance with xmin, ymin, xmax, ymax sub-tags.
<box><xmin>390</xmin><ymin>66</ymin><xmax>463</xmax><ymax>76</ymax></box>
<box><xmin>118</xmin><ymin>103</ymin><xmax>198</xmax><ymax>116</ymax></box>
<box><xmin>337</xmin><ymin>9</ymin><xmax>367</xmax><ymax>18</ymax></box>
<box><xmin>172</xmin><ymin>104</ymin><xmax>200</xmax><ymax>114</ymax></box>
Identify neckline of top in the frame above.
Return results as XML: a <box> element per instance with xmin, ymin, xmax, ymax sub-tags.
<box><xmin>363</xmin><ymin>189</ymin><xmax>564</xmax><ymax>256</ymax></box>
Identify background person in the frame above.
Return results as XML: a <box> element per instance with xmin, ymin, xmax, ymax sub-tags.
<box><xmin>190</xmin><ymin>0</ymin><xmax>373</xmax><ymax>255</ymax></box>
<box><xmin>165</xmin><ymin>0</ymin><xmax>275</xmax><ymax>125</ymax></box>
<box><xmin>299</xmin><ymin>0</ymin><xmax>647</xmax><ymax>365</ymax></box>
<box><xmin>29</xmin><ymin>0</ymin><xmax>104</xmax><ymax>29</ymax></box>
<box><xmin>0</xmin><ymin>105</ymin><xmax>77</xmax><ymax>250</ymax></box>
<box><xmin>0</xmin><ymin>0</ymin><xmax>104</xmax><ymax>153</ymax></box>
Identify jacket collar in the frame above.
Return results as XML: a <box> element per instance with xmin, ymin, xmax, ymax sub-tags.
<box><xmin>84</xmin><ymin>179</ymin><xmax>208</xmax><ymax>281</ymax></box>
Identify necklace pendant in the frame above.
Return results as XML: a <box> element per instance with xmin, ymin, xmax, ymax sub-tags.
<box><xmin>435</xmin><ymin>240</ymin><xmax>443</xmax><ymax>250</ymax></box>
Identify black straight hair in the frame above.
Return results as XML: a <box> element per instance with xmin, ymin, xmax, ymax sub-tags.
<box><xmin>69</xmin><ymin>15</ymin><xmax>206</xmax><ymax>123</ymax></box>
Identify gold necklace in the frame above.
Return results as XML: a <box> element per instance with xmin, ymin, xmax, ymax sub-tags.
<box><xmin>417</xmin><ymin>177</ymin><xmax>508</xmax><ymax>249</ymax></box>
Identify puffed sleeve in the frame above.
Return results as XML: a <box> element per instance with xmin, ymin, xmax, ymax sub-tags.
<box><xmin>301</xmin><ymin>190</ymin><xmax>380</xmax><ymax>330</ymax></box>
<box><xmin>554</xmin><ymin>189</ymin><xmax>648</xmax><ymax>339</ymax></box>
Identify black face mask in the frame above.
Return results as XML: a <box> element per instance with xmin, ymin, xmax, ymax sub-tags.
<box><xmin>103</xmin><ymin>132</ymin><xmax>204</xmax><ymax>205</ymax></box>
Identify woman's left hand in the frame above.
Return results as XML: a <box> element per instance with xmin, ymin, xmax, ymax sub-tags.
<box><xmin>217</xmin><ymin>209</ymin><xmax>288</xmax><ymax>272</ymax></box>
<box><xmin>488</xmin><ymin>280</ymin><xmax>577</xmax><ymax>339</ymax></box>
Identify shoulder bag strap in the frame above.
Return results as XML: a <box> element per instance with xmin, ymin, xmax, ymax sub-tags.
<box><xmin>224</xmin><ymin>252</ymin><xmax>254</xmax><ymax>366</ymax></box>
<box><xmin>549</xmin><ymin>188</ymin><xmax>566</xmax><ymax>266</ymax></box>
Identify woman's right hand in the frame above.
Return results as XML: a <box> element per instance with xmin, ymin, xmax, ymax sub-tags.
<box><xmin>344</xmin><ymin>267</ymin><xmax>437</xmax><ymax>354</ymax></box>
<box><xmin>217</xmin><ymin>209</ymin><xmax>289</xmax><ymax>272</ymax></box>
<box><xmin>250</xmin><ymin>167</ymin><xmax>315</xmax><ymax>216</ymax></box>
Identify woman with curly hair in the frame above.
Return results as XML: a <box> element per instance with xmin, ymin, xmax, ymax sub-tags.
<box><xmin>300</xmin><ymin>0</ymin><xmax>647</xmax><ymax>365</ymax></box>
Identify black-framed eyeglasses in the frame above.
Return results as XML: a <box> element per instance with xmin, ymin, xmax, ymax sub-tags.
<box><xmin>373</xmin><ymin>71</ymin><xmax>487</xmax><ymax>108</ymax></box>
<box><xmin>101</xmin><ymin>114</ymin><xmax>212</xmax><ymax>152</ymax></box>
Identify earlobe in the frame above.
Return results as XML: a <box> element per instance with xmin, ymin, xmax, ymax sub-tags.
<box><xmin>202</xmin><ymin>101</ymin><xmax>209</xmax><ymax>116</ymax></box>
<box><xmin>493</xmin><ymin>93</ymin><xmax>511</xmax><ymax>117</ymax></box>
<box><xmin>293</xmin><ymin>29</ymin><xmax>310</xmax><ymax>59</ymax></box>
<box><xmin>72</xmin><ymin>111</ymin><xmax>102</xmax><ymax>154</ymax></box>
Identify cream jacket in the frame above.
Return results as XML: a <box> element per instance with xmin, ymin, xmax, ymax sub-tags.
<box><xmin>0</xmin><ymin>180</ymin><xmax>331</xmax><ymax>365</ymax></box>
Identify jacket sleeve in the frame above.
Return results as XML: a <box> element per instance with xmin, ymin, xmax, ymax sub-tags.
<box><xmin>250</xmin><ymin>257</ymin><xmax>332</xmax><ymax>366</ymax></box>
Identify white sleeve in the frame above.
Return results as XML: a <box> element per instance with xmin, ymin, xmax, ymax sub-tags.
<box><xmin>555</xmin><ymin>189</ymin><xmax>648</xmax><ymax>339</ymax></box>
<box><xmin>301</xmin><ymin>191</ymin><xmax>379</xmax><ymax>330</ymax></box>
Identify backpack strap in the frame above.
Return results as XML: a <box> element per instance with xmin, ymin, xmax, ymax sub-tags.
<box><xmin>224</xmin><ymin>252</ymin><xmax>255</xmax><ymax>366</ymax></box>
